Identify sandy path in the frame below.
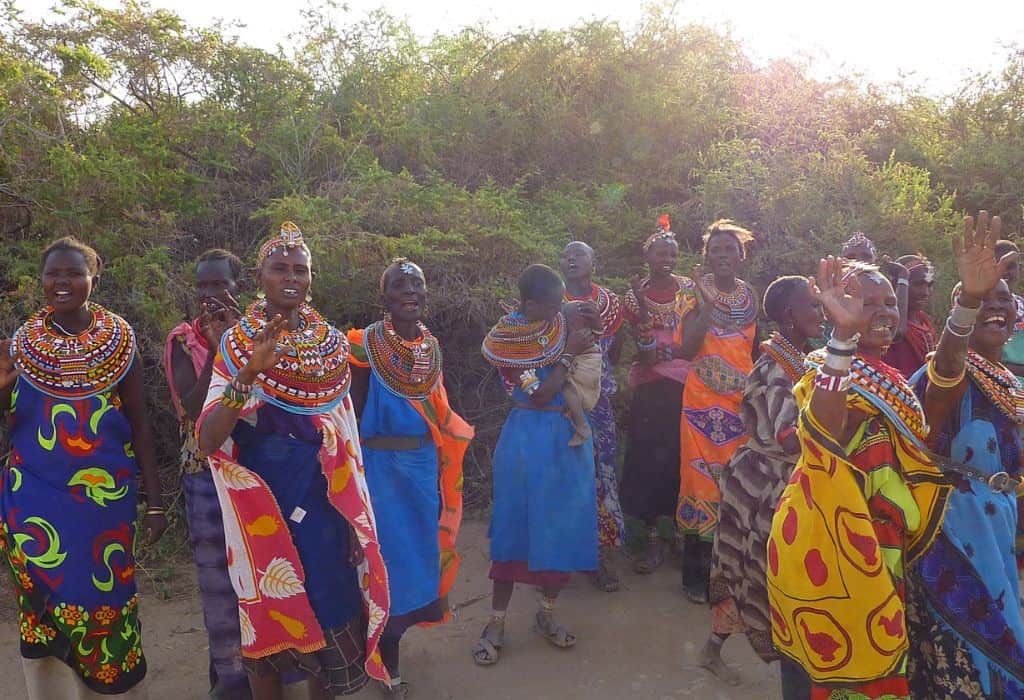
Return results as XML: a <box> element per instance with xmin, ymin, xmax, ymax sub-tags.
<box><xmin>0</xmin><ymin>519</ymin><xmax>779</xmax><ymax>699</ymax></box>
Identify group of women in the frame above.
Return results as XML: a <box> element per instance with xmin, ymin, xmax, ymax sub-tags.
<box><xmin>1</xmin><ymin>211</ymin><xmax>1023</xmax><ymax>700</ymax></box>
<box><xmin>0</xmin><ymin>224</ymin><xmax>472</xmax><ymax>700</ymax></box>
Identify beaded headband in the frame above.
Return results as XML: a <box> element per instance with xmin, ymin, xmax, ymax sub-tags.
<box><xmin>841</xmin><ymin>232</ymin><xmax>877</xmax><ymax>258</ymax></box>
<box><xmin>380</xmin><ymin>258</ymin><xmax>425</xmax><ymax>293</ymax></box>
<box><xmin>642</xmin><ymin>214</ymin><xmax>676</xmax><ymax>254</ymax></box>
<box><xmin>257</xmin><ymin>221</ymin><xmax>310</xmax><ymax>269</ymax></box>
<box><xmin>840</xmin><ymin>261</ymin><xmax>885</xmax><ymax>290</ymax></box>
<box><xmin>904</xmin><ymin>257</ymin><xmax>935</xmax><ymax>283</ymax></box>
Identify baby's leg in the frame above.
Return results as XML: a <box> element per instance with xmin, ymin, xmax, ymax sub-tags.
<box><xmin>564</xmin><ymin>382</ymin><xmax>592</xmax><ymax>447</ymax></box>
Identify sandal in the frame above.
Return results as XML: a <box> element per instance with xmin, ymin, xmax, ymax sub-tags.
<box><xmin>378</xmin><ymin>680</ymin><xmax>411</xmax><ymax>698</ymax></box>
<box><xmin>533</xmin><ymin>611</ymin><xmax>577</xmax><ymax>649</ymax></box>
<box><xmin>593</xmin><ymin>552</ymin><xmax>621</xmax><ymax>592</ymax></box>
<box><xmin>472</xmin><ymin>621</ymin><xmax>504</xmax><ymax>666</ymax></box>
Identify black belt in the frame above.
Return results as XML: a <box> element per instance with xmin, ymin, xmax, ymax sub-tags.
<box><xmin>363</xmin><ymin>435</ymin><xmax>432</xmax><ymax>451</ymax></box>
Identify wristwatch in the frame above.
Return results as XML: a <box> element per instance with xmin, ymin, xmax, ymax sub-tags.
<box><xmin>558</xmin><ymin>353</ymin><xmax>575</xmax><ymax>371</ymax></box>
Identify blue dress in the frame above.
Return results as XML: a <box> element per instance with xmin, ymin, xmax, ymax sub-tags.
<box><xmin>908</xmin><ymin>370</ymin><xmax>1024</xmax><ymax>696</ymax></box>
<box><xmin>361</xmin><ymin>373</ymin><xmax>441</xmax><ymax>619</ymax></box>
<box><xmin>232</xmin><ymin>406</ymin><xmax>362</xmax><ymax>631</ymax></box>
<box><xmin>489</xmin><ymin>365</ymin><xmax>599</xmax><ymax>573</ymax></box>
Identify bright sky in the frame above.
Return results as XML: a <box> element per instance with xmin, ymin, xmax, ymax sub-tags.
<box><xmin>25</xmin><ymin>0</ymin><xmax>1024</xmax><ymax>95</ymax></box>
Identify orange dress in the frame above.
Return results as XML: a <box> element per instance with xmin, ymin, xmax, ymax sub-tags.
<box><xmin>676</xmin><ymin>277</ymin><xmax>757</xmax><ymax>540</ymax></box>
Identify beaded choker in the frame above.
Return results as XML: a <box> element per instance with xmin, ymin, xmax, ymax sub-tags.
<box><xmin>702</xmin><ymin>275</ymin><xmax>758</xmax><ymax>329</ymax></box>
<box><xmin>220</xmin><ymin>300</ymin><xmax>351</xmax><ymax>414</ymax></box>
<box><xmin>564</xmin><ymin>284</ymin><xmax>623</xmax><ymax>339</ymax></box>
<box><xmin>365</xmin><ymin>317</ymin><xmax>442</xmax><ymax>399</ymax></box>
<box><xmin>14</xmin><ymin>303</ymin><xmax>136</xmax><ymax>399</ymax></box>
<box><xmin>761</xmin><ymin>333</ymin><xmax>807</xmax><ymax>383</ymax></box>
<box><xmin>624</xmin><ymin>275</ymin><xmax>686</xmax><ymax>331</ymax></box>
<box><xmin>806</xmin><ymin>349</ymin><xmax>927</xmax><ymax>439</ymax></box>
<box><xmin>966</xmin><ymin>351</ymin><xmax>1024</xmax><ymax>424</ymax></box>
<box><xmin>482</xmin><ymin>312</ymin><xmax>567</xmax><ymax>369</ymax></box>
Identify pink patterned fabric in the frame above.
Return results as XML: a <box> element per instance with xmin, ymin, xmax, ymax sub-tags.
<box><xmin>196</xmin><ymin>358</ymin><xmax>391</xmax><ymax>683</ymax></box>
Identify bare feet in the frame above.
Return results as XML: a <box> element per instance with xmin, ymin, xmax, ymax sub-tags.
<box><xmin>697</xmin><ymin>639</ymin><xmax>741</xmax><ymax>686</ymax></box>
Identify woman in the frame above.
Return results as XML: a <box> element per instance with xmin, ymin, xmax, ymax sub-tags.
<box><xmin>698</xmin><ymin>276</ymin><xmax>824</xmax><ymax>688</ymax></box>
<box><xmin>841</xmin><ymin>232</ymin><xmax>878</xmax><ymax>264</ymax></box>
<box><xmin>676</xmin><ymin>220</ymin><xmax>758</xmax><ymax>603</ymax></box>
<box><xmin>347</xmin><ymin>258</ymin><xmax>472</xmax><ymax>697</ymax></box>
<box><xmin>196</xmin><ymin>222</ymin><xmax>390</xmax><ymax>699</ymax></box>
<box><xmin>994</xmin><ymin>239</ymin><xmax>1024</xmax><ymax>381</ymax></box>
<box><xmin>883</xmin><ymin>254</ymin><xmax>937</xmax><ymax>379</ymax></box>
<box><xmin>164</xmin><ymin>248</ymin><xmax>249</xmax><ymax>700</ymax></box>
<box><xmin>905</xmin><ymin>213</ymin><xmax>1024</xmax><ymax>697</ymax></box>
<box><xmin>559</xmin><ymin>240</ymin><xmax>626</xmax><ymax>592</ymax></box>
<box><xmin>619</xmin><ymin>216</ymin><xmax>693</xmax><ymax>574</ymax></box>
<box><xmin>0</xmin><ymin>236</ymin><xmax>167</xmax><ymax>698</ymax></box>
<box><xmin>472</xmin><ymin>264</ymin><xmax>597</xmax><ymax>667</ymax></box>
<box><xmin>767</xmin><ymin>255</ymin><xmax>953</xmax><ymax>699</ymax></box>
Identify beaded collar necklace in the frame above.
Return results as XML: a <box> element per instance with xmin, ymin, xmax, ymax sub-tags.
<box><xmin>365</xmin><ymin>315</ymin><xmax>442</xmax><ymax>399</ymax></box>
<box><xmin>806</xmin><ymin>349</ymin><xmax>927</xmax><ymax>439</ymax></box>
<box><xmin>482</xmin><ymin>311</ymin><xmax>567</xmax><ymax>369</ymax></box>
<box><xmin>624</xmin><ymin>275</ymin><xmax>685</xmax><ymax>330</ymax></box>
<box><xmin>564</xmin><ymin>283</ymin><xmax>623</xmax><ymax>339</ymax></box>
<box><xmin>702</xmin><ymin>275</ymin><xmax>758</xmax><ymax>329</ymax></box>
<box><xmin>762</xmin><ymin>332</ymin><xmax>806</xmax><ymax>383</ymax></box>
<box><xmin>15</xmin><ymin>303</ymin><xmax>136</xmax><ymax>399</ymax></box>
<box><xmin>221</xmin><ymin>300</ymin><xmax>351</xmax><ymax>414</ymax></box>
<box><xmin>966</xmin><ymin>350</ymin><xmax>1024</xmax><ymax>424</ymax></box>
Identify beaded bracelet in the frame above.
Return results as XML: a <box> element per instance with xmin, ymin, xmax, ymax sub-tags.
<box><xmin>637</xmin><ymin>335</ymin><xmax>657</xmax><ymax>351</ymax></box>
<box><xmin>814</xmin><ymin>368</ymin><xmax>852</xmax><ymax>393</ymax></box>
<box><xmin>221</xmin><ymin>382</ymin><xmax>249</xmax><ymax>409</ymax></box>
<box><xmin>926</xmin><ymin>359</ymin><xmax>965</xmax><ymax>389</ymax></box>
<box><xmin>230</xmin><ymin>377</ymin><xmax>254</xmax><ymax>394</ymax></box>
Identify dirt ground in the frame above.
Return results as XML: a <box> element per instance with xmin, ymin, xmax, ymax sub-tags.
<box><xmin>0</xmin><ymin>519</ymin><xmax>779</xmax><ymax>700</ymax></box>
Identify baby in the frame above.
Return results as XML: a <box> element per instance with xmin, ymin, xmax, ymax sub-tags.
<box><xmin>561</xmin><ymin>301</ymin><xmax>603</xmax><ymax>447</ymax></box>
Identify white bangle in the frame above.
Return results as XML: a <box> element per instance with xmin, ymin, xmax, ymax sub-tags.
<box><xmin>826</xmin><ymin>332</ymin><xmax>860</xmax><ymax>352</ymax></box>
<box><xmin>897</xmin><ymin>277</ymin><xmax>909</xmax><ymax>287</ymax></box>
<box><xmin>949</xmin><ymin>300</ymin><xmax>981</xmax><ymax>329</ymax></box>
<box><xmin>824</xmin><ymin>352</ymin><xmax>854</xmax><ymax>373</ymax></box>
<box><xmin>945</xmin><ymin>318</ymin><xmax>973</xmax><ymax>338</ymax></box>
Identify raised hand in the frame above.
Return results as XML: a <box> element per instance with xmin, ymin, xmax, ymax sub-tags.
<box><xmin>811</xmin><ymin>256</ymin><xmax>864</xmax><ymax>338</ymax></box>
<box><xmin>629</xmin><ymin>273</ymin><xmax>649</xmax><ymax>317</ymax></box>
<box><xmin>242</xmin><ymin>314</ymin><xmax>288</xmax><ymax>379</ymax></box>
<box><xmin>575</xmin><ymin>301</ymin><xmax>602</xmax><ymax>332</ymax></box>
<box><xmin>879</xmin><ymin>255</ymin><xmax>908</xmax><ymax>284</ymax></box>
<box><xmin>0</xmin><ymin>339</ymin><xmax>21</xmax><ymax>390</ymax></box>
<box><xmin>199</xmin><ymin>295</ymin><xmax>242</xmax><ymax>348</ymax></box>
<box><xmin>954</xmin><ymin>211</ymin><xmax>1014</xmax><ymax>303</ymax></box>
<box><xmin>693</xmin><ymin>265</ymin><xmax>719</xmax><ymax>307</ymax></box>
